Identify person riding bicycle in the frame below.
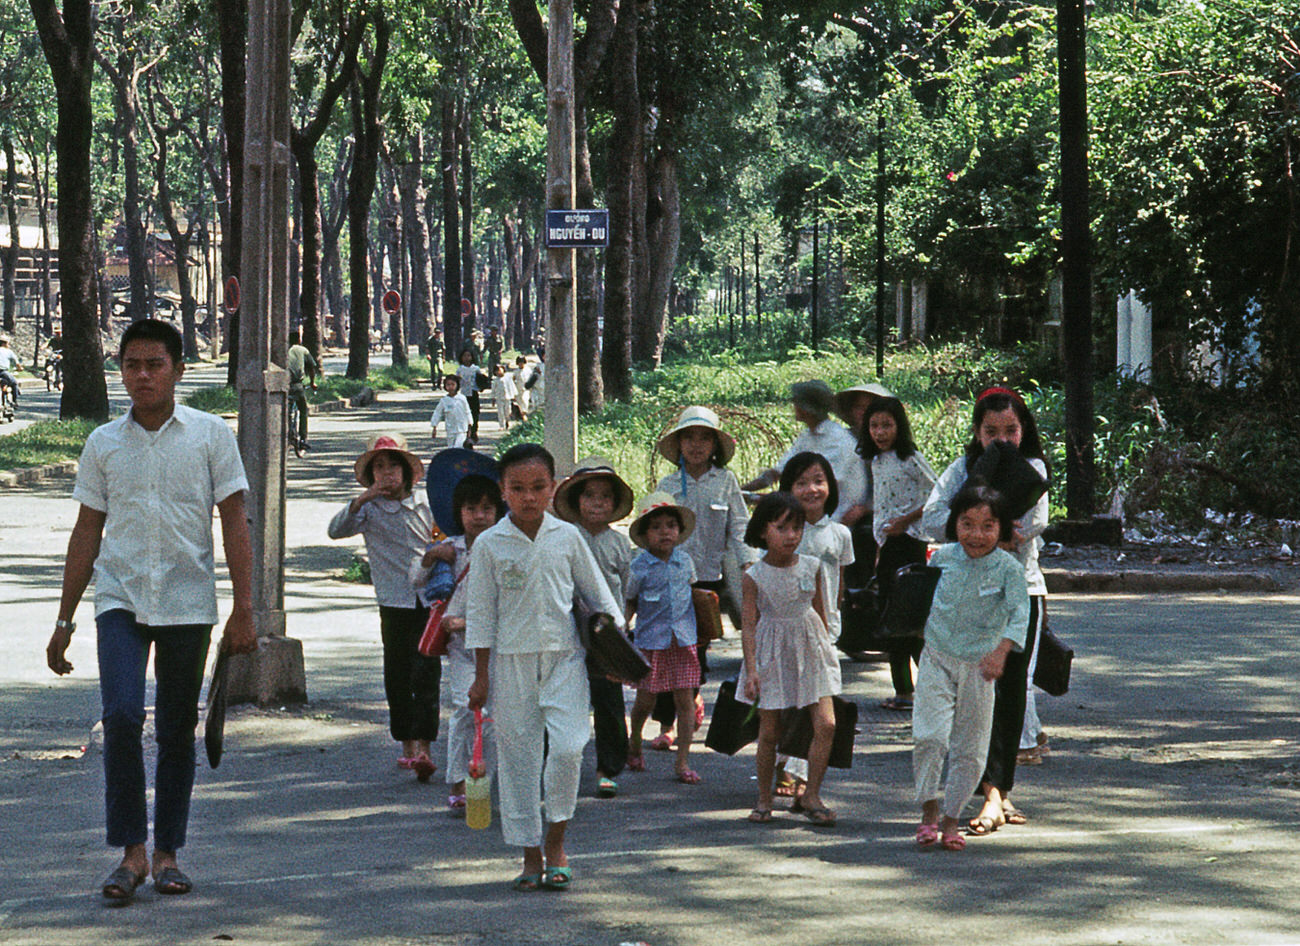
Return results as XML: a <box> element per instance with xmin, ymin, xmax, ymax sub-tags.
<box><xmin>286</xmin><ymin>329</ymin><xmax>318</xmax><ymax>449</ymax></box>
<box><xmin>0</xmin><ymin>336</ymin><xmax>20</xmax><ymax>407</ymax></box>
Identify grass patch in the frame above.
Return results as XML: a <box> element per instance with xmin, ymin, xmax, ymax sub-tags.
<box><xmin>0</xmin><ymin>418</ymin><xmax>101</xmax><ymax>469</ymax></box>
<box><xmin>341</xmin><ymin>554</ymin><xmax>371</xmax><ymax>584</ymax></box>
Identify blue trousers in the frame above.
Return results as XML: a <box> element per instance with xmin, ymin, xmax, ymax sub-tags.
<box><xmin>97</xmin><ymin>609</ymin><xmax>211</xmax><ymax>852</ymax></box>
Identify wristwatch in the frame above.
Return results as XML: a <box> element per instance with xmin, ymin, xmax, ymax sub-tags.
<box><xmin>55</xmin><ymin>618</ymin><xmax>76</xmax><ymax>634</ymax></box>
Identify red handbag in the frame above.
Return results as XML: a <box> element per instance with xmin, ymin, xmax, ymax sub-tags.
<box><xmin>417</xmin><ymin>564</ymin><xmax>469</xmax><ymax>657</ymax></box>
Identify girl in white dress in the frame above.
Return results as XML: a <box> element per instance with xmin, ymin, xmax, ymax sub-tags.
<box><xmin>741</xmin><ymin>492</ymin><xmax>839</xmax><ymax>827</ymax></box>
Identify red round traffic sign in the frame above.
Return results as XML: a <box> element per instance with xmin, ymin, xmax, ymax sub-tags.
<box><xmin>223</xmin><ymin>276</ymin><xmax>240</xmax><ymax>315</ymax></box>
<box><xmin>460</xmin><ymin>298</ymin><xmax>472</xmax><ymax>317</ymax></box>
<box><xmin>382</xmin><ymin>289</ymin><xmax>402</xmax><ymax>315</ymax></box>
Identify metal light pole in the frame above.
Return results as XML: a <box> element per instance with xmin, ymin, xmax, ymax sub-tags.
<box><xmin>544</xmin><ymin>0</ymin><xmax>578</xmax><ymax>475</ymax></box>
<box><xmin>230</xmin><ymin>0</ymin><xmax>306</xmax><ymax>705</ymax></box>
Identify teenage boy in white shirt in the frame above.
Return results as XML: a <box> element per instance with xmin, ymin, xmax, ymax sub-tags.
<box><xmin>466</xmin><ymin>443</ymin><xmax>623</xmax><ymax>892</ymax></box>
<box><xmin>45</xmin><ymin>319</ymin><xmax>257</xmax><ymax>904</ymax></box>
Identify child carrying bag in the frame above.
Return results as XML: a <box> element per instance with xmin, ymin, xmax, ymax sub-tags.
<box><xmin>418</xmin><ymin>563</ymin><xmax>470</xmax><ymax>657</ymax></box>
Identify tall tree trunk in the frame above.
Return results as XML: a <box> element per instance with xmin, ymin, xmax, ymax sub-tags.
<box><xmin>214</xmin><ymin>0</ymin><xmax>246</xmax><ymax>383</ymax></box>
<box><xmin>439</xmin><ymin>93</ymin><xmax>462</xmax><ymax>358</ymax></box>
<box><xmin>1</xmin><ymin>134</ymin><xmax>18</xmax><ymax>334</ymax></box>
<box><xmin>345</xmin><ymin>10</ymin><xmax>391</xmax><ymax>380</ymax></box>
<box><xmin>456</xmin><ymin>106</ymin><xmax>476</xmax><ymax>343</ymax></box>
<box><xmin>638</xmin><ymin>143</ymin><xmax>680</xmax><ymax>366</ymax></box>
<box><xmin>31</xmin><ymin>0</ymin><xmax>108</xmax><ymax>420</ymax></box>
<box><xmin>601</xmin><ymin>0</ymin><xmax>638</xmax><ymax>402</ymax></box>
<box><xmin>152</xmin><ymin>134</ymin><xmax>199</xmax><ymax>359</ymax></box>
<box><xmin>321</xmin><ymin>137</ymin><xmax>350</xmax><ymax>345</ymax></box>
<box><xmin>400</xmin><ymin>130</ymin><xmax>433</xmax><ymax>351</ymax></box>
<box><xmin>381</xmin><ymin>154</ymin><xmax>407</xmax><ymax>367</ymax></box>
<box><xmin>98</xmin><ymin>50</ymin><xmax>152</xmax><ymax>322</ymax></box>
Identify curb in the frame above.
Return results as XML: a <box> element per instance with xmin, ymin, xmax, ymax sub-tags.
<box><xmin>1045</xmin><ymin>568</ymin><xmax>1281</xmax><ymax>593</ymax></box>
<box><xmin>0</xmin><ymin>459</ymin><xmax>78</xmax><ymax>488</ymax></box>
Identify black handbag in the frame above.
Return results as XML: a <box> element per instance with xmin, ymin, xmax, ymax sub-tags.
<box><xmin>704</xmin><ymin>677</ymin><xmax>760</xmax><ymax>756</ymax></box>
<box><xmin>836</xmin><ymin>580</ymin><xmax>888</xmax><ymax>653</ymax></box>
<box><xmin>585</xmin><ymin>613</ymin><xmax>651</xmax><ymax>684</ymax></box>
<box><xmin>963</xmin><ymin>441</ymin><xmax>1049</xmax><ymax>520</ymax></box>
<box><xmin>204</xmin><ymin>646</ymin><xmax>230</xmax><ymax>769</ymax></box>
<box><xmin>881</xmin><ymin>563</ymin><xmax>942</xmax><ymax>638</ymax></box>
<box><xmin>777</xmin><ymin>695</ymin><xmax>859</xmax><ymax>769</ymax></box>
<box><xmin>1033</xmin><ymin>625</ymin><xmax>1073</xmax><ymax>696</ymax></box>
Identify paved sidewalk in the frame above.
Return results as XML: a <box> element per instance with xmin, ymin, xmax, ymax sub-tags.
<box><xmin>2</xmin><ymin>387</ymin><xmax>1299</xmax><ymax>945</ymax></box>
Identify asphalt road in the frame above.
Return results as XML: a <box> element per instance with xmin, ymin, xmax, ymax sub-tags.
<box><xmin>1</xmin><ymin>373</ymin><xmax>1298</xmax><ymax>946</ymax></box>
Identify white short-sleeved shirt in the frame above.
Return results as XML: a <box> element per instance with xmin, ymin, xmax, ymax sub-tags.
<box><xmin>465</xmin><ymin>512</ymin><xmax>623</xmax><ymax>655</ymax></box>
<box><xmin>0</xmin><ymin>347</ymin><xmax>18</xmax><ymax>371</ymax></box>
<box><xmin>871</xmin><ymin>449</ymin><xmax>938</xmax><ymax>545</ymax></box>
<box><xmin>796</xmin><ymin>515</ymin><xmax>855</xmax><ymax>639</ymax></box>
<box><xmin>72</xmin><ymin>405</ymin><xmax>250</xmax><ymax>626</ymax></box>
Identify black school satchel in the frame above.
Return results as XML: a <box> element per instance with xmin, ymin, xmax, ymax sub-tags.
<box><xmin>1033</xmin><ymin>624</ymin><xmax>1074</xmax><ymax>696</ymax></box>
<box><xmin>880</xmin><ymin>563</ymin><xmax>942</xmax><ymax>638</ymax></box>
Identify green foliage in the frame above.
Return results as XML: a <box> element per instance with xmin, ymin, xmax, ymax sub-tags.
<box><xmin>342</xmin><ymin>554</ymin><xmax>371</xmax><ymax>584</ymax></box>
<box><xmin>0</xmin><ymin>419</ymin><xmax>100</xmax><ymax>469</ymax></box>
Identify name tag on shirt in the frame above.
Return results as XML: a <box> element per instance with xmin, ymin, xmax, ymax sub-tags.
<box><xmin>501</xmin><ymin>564</ymin><xmax>527</xmax><ymax>590</ymax></box>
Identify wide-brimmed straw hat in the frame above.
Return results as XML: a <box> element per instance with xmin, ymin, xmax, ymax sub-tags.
<box><xmin>655</xmin><ymin>405</ymin><xmax>737</xmax><ymax>466</ymax></box>
<box><xmin>628</xmin><ymin>491</ymin><xmax>696</xmax><ymax>549</ymax></box>
<box><xmin>553</xmin><ymin>455</ymin><xmax>635</xmax><ymax>524</ymax></box>
<box><xmin>833</xmin><ymin>382</ymin><xmax>896</xmax><ymax>421</ymax></box>
<box><xmin>353</xmin><ymin>432</ymin><xmax>425</xmax><ymax>487</ymax></box>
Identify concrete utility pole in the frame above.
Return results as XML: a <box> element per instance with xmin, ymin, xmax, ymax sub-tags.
<box><xmin>231</xmin><ymin>0</ymin><xmax>306</xmax><ymax>704</ymax></box>
<box><xmin>543</xmin><ymin>0</ymin><xmax>578</xmax><ymax>476</ymax></box>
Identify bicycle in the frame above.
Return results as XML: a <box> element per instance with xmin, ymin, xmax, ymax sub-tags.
<box><xmin>287</xmin><ymin>396</ymin><xmax>305</xmax><ymax>457</ymax></box>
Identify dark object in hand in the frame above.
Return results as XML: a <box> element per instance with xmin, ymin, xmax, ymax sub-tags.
<box><xmin>585</xmin><ymin>613</ymin><xmax>650</xmax><ymax>684</ymax></box>
<box><xmin>881</xmin><ymin>563</ymin><xmax>942</xmax><ymax>638</ymax></box>
<box><xmin>964</xmin><ymin>441</ymin><xmax>1048</xmax><ymax>520</ymax></box>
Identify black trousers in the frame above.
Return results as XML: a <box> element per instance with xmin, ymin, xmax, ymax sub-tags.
<box><xmin>980</xmin><ymin>595</ymin><xmax>1044</xmax><ymax>794</ymax></box>
<box><xmin>588</xmin><ymin>662</ymin><xmax>628</xmax><ymax>778</ymax></box>
<box><xmin>845</xmin><ymin>520</ymin><xmax>879</xmax><ymax>589</ymax></box>
<box><xmin>378</xmin><ymin>605</ymin><xmax>442</xmax><ymax>742</ymax></box>
<box><xmin>466</xmin><ymin>390</ymin><xmax>481</xmax><ymax>438</ymax></box>
<box><xmin>877</xmin><ymin>533</ymin><xmax>929</xmax><ymax>695</ymax></box>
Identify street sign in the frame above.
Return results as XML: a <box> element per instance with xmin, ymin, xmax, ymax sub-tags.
<box><xmin>545</xmin><ymin>209</ymin><xmax>609</xmax><ymax>248</ymax></box>
<box><xmin>223</xmin><ymin>276</ymin><xmax>240</xmax><ymax>314</ymax></box>
<box><xmin>382</xmin><ymin>289</ymin><xmax>402</xmax><ymax>315</ymax></box>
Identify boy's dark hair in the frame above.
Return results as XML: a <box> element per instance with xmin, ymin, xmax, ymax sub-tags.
<box><xmin>857</xmin><ymin>397</ymin><xmax>919</xmax><ymax>461</ymax></box>
<box><xmin>459</xmin><ymin>346</ymin><xmax>477</xmax><ymax>363</ymax></box>
<box><xmin>778</xmin><ymin>451</ymin><xmax>839</xmax><ymax>516</ymax></box>
<box><xmin>944</xmin><ymin>484</ymin><xmax>1014</xmax><ymax>542</ymax></box>
<box><xmin>516</xmin><ymin>355</ymin><xmax>527</xmax><ymax>365</ymax></box>
<box><xmin>498</xmin><ymin>442</ymin><xmax>555</xmax><ymax>479</ymax></box>
<box><xmin>964</xmin><ymin>391</ymin><xmax>1048</xmax><ymax>471</ymax></box>
<box><xmin>443</xmin><ymin>373</ymin><xmax>462</xmax><ymax>391</ymax></box>
<box><xmin>744</xmin><ymin>491</ymin><xmax>805</xmax><ymax>549</ymax></box>
<box><xmin>119</xmin><ymin>319</ymin><xmax>183</xmax><ymax>366</ymax></box>
<box><xmin>289</xmin><ymin>328</ymin><xmax>301</xmax><ymax>345</ymax></box>
<box><xmin>364</xmin><ymin>451</ymin><xmax>415</xmax><ymax>493</ymax></box>
<box><xmin>452</xmin><ymin>474</ymin><xmax>505</xmax><ymax>532</ymax></box>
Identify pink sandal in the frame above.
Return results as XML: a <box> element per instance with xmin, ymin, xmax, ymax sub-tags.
<box><xmin>941</xmin><ymin>831</ymin><xmax>966</xmax><ymax>852</ymax></box>
<box><xmin>447</xmin><ymin>794</ymin><xmax>466</xmax><ymax>811</ymax></box>
<box><xmin>915</xmin><ymin>824</ymin><xmax>939</xmax><ymax>846</ymax></box>
<box><xmin>411</xmin><ymin>754</ymin><xmax>437</xmax><ymax>782</ymax></box>
<box><xmin>676</xmin><ymin>769</ymin><xmax>701</xmax><ymax>784</ymax></box>
<box><xmin>626</xmin><ymin>754</ymin><xmax>646</xmax><ymax>772</ymax></box>
<box><xmin>397</xmin><ymin>756</ymin><xmax>416</xmax><ymax>770</ymax></box>
<box><xmin>647</xmin><ymin>733</ymin><xmax>674</xmax><ymax>751</ymax></box>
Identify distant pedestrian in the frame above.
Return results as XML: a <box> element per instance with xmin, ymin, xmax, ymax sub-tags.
<box><xmin>741</xmin><ymin>492</ymin><xmax>839</xmax><ymax>828</ymax></box>
<box><xmin>456</xmin><ymin>347</ymin><xmax>487</xmax><ymax>443</ymax></box>
<box><xmin>511</xmin><ymin>355</ymin><xmax>531</xmax><ymax>421</ymax></box>
<box><xmin>286</xmin><ymin>329</ymin><xmax>318</xmax><ymax>449</ymax></box>
<box><xmin>465</xmin><ymin>444</ymin><xmax>624</xmax><ymax>892</ymax></box>
<box><xmin>912</xmin><ymin>486</ymin><xmax>1028</xmax><ymax>852</ymax></box>
<box><xmin>426</xmin><ymin>331</ymin><xmax>444</xmax><ymax>378</ymax></box>
<box><xmin>485</xmin><ymin>326</ymin><xmax>504</xmax><ymax>374</ymax></box>
<box><xmin>46</xmin><ymin>318</ymin><xmax>256</xmax><ymax>903</ymax></box>
<box><xmin>328</xmin><ymin>433</ymin><xmax>441</xmax><ymax>782</ymax></box>
<box><xmin>430</xmin><ymin>374</ymin><xmax>472</xmax><ymax>449</ymax></box>
<box><xmin>858</xmin><ymin>396</ymin><xmax>937</xmax><ymax>712</ymax></box>
<box><xmin>922</xmin><ymin>387</ymin><xmax>1050</xmax><ymax>835</ymax></box>
<box><xmin>490</xmin><ymin>364</ymin><xmax>517</xmax><ymax>431</ymax></box>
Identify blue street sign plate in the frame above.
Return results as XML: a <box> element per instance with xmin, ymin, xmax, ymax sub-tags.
<box><xmin>545</xmin><ymin>209</ymin><xmax>610</xmax><ymax>248</ymax></box>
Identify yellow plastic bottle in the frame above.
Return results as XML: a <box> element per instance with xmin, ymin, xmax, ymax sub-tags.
<box><xmin>465</xmin><ymin>707</ymin><xmax>491</xmax><ymax>830</ymax></box>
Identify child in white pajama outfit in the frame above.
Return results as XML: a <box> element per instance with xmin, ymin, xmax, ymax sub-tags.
<box><xmin>466</xmin><ymin>444</ymin><xmax>624</xmax><ymax>892</ymax></box>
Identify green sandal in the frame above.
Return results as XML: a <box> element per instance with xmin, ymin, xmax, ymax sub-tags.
<box><xmin>541</xmin><ymin>866</ymin><xmax>572</xmax><ymax>890</ymax></box>
<box><xmin>512</xmin><ymin>872</ymin><xmax>543</xmax><ymax>892</ymax></box>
